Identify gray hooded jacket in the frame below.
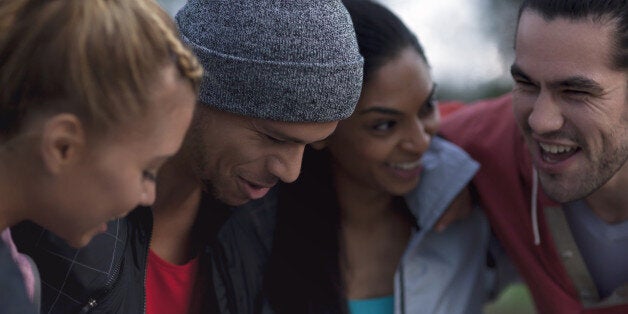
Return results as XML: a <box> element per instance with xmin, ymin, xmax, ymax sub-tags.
<box><xmin>210</xmin><ymin>137</ymin><xmax>505</xmax><ymax>314</ymax></box>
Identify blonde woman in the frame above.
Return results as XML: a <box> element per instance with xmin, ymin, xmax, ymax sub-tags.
<box><xmin>0</xmin><ymin>0</ymin><xmax>201</xmax><ymax>312</ymax></box>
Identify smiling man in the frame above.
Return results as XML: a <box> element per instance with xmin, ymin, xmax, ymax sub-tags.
<box><xmin>12</xmin><ymin>0</ymin><xmax>363</xmax><ymax>313</ymax></box>
<box><xmin>440</xmin><ymin>0</ymin><xmax>628</xmax><ymax>313</ymax></box>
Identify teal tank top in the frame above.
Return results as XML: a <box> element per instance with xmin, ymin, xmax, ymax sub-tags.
<box><xmin>348</xmin><ymin>295</ymin><xmax>394</xmax><ymax>314</ymax></box>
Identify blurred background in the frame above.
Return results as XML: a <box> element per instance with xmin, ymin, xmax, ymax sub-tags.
<box><xmin>157</xmin><ymin>0</ymin><xmax>523</xmax><ymax>102</ymax></box>
<box><xmin>156</xmin><ymin>0</ymin><xmax>535</xmax><ymax>313</ymax></box>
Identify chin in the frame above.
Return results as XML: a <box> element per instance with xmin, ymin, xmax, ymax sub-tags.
<box><xmin>64</xmin><ymin>237</ymin><xmax>89</xmax><ymax>248</ymax></box>
<box><xmin>219</xmin><ymin>193</ymin><xmax>250</xmax><ymax>207</ymax></box>
<box><xmin>62</xmin><ymin>230</ymin><xmax>96</xmax><ymax>248</ymax></box>
<box><xmin>391</xmin><ymin>183</ymin><xmax>419</xmax><ymax>196</ymax></box>
<box><xmin>209</xmin><ymin>183</ymin><xmax>250</xmax><ymax>206</ymax></box>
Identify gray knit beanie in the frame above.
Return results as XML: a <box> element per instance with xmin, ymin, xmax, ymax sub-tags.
<box><xmin>175</xmin><ymin>0</ymin><xmax>363</xmax><ymax>122</ymax></box>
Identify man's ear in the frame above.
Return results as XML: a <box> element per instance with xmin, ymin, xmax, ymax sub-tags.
<box><xmin>310</xmin><ymin>139</ymin><xmax>328</xmax><ymax>150</ymax></box>
<box><xmin>40</xmin><ymin>114</ymin><xmax>86</xmax><ymax>174</ymax></box>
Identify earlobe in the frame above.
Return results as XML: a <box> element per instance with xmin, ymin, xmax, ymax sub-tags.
<box><xmin>40</xmin><ymin>114</ymin><xmax>86</xmax><ymax>174</ymax></box>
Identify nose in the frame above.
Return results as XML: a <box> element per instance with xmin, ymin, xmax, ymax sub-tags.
<box><xmin>527</xmin><ymin>91</ymin><xmax>564</xmax><ymax>134</ymax></box>
<box><xmin>139</xmin><ymin>183</ymin><xmax>156</xmax><ymax>207</ymax></box>
<box><xmin>400</xmin><ymin>119</ymin><xmax>432</xmax><ymax>154</ymax></box>
<box><xmin>267</xmin><ymin>145</ymin><xmax>305</xmax><ymax>183</ymax></box>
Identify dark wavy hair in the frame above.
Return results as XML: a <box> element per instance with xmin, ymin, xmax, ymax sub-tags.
<box><xmin>518</xmin><ymin>0</ymin><xmax>628</xmax><ymax>70</ymax></box>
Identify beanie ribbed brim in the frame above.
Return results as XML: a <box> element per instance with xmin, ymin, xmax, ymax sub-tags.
<box><xmin>181</xmin><ymin>34</ymin><xmax>363</xmax><ymax>122</ymax></box>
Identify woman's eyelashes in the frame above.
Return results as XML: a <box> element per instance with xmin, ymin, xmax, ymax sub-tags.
<box><xmin>371</xmin><ymin>120</ymin><xmax>397</xmax><ymax>132</ymax></box>
<box><xmin>142</xmin><ymin>170</ymin><xmax>157</xmax><ymax>182</ymax></box>
<box><xmin>419</xmin><ymin>98</ymin><xmax>438</xmax><ymax>118</ymax></box>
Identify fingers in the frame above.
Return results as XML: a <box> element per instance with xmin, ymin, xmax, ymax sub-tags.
<box><xmin>434</xmin><ymin>187</ymin><xmax>473</xmax><ymax>232</ymax></box>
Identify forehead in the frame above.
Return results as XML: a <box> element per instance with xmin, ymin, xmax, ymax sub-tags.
<box><xmin>515</xmin><ymin>11</ymin><xmax>617</xmax><ymax>81</ymax></box>
<box><xmin>367</xmin><ymin>49</ymin><xmax>430</xmax><ymax>95</ymax></box>
<box><xmin>252</xmin><ymin>117</ymin><xmax>338</xmax><ymax>144</ymax></box>
<box><xmin>357</xmin><ymin>48</ymin><xmax>432</xmax><ymax>110</ymax></box>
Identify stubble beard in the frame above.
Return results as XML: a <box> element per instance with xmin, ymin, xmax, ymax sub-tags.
<box><xmin>539</xmin><ymin>141</ymin><xmax>628</xmax><ymax>203</ymax></box>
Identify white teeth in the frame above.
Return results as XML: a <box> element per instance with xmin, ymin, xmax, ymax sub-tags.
<box><xmin>388</xmin><ymin>159</ymin><xmax>421</xmax><ymax>170</ymax></box>
<box><xmin>539</xmin><ymin>143</ymin><xmax>576</xmax><ymax>154</ymax></box>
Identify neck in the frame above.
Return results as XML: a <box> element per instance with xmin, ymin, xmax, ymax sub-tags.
<box><xmin>153</xmin><ymin>153</ymin><xmax>202</xmax><ymax>216</ymax></box>
<box><xmin>150</xmin><ymin>153</ymin><xmax>203</xmax><ymax>264</ymax></box>
<box><xmin>0</xmin><ymin>151</ymin><xmax>29</xmax><ymax>232</ymax></box>
<box><xmin>585</xmin><ymin>161</ymin><xmax>628</xmax><ymax>224</ymax></box>
<box><xmin>334</xmin><ymin>172</ymin><xmax>394</xmax><ymax>227</ymax></box>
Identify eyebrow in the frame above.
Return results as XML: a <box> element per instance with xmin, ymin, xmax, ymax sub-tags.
<box><xmin>358</xmin><ymin>106</ymin><xmax>404</xmax><ymax>116</ymax></box>
<box><xmin>511</xmin><ymin>63</ymin><xmax>605</xmax><ymax>94</ymax></box>
<box><xmin>549</xmin><ymin>76</ymin><xmax>604</xmax><ymax>94</ymax></box>
<box><xmin>358</xmin><ymin>84</ymin><xmax>438</xmax><ymax>116</ymax></box>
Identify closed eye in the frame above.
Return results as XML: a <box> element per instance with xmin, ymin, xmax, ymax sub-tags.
<box><xmin>265</xmin><ymin>134</ymin><xmax>287</xmax><ymax>144</ymax></box>
<box><xmin>513</xmin><ymin>78</ymin><xmax>538</xmax><ymax>93</ymax></box>
<box><xmin>564</xmin><ymin>89</ymin><xmax>590</xmax><ymax>95</ymax></box>
<box><xmin>514</xmin><ymin>77</ymin><xmax>534</xmax><ymax>86</ymax></box>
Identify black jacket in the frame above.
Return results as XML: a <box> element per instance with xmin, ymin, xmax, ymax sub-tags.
<box><xmin>13</xmin><ymin>192</ymin><xmax>232</xmax><ymax>314</ymax></box>
<box><xmin>13</xmin><ymin>207</ymin><xmax>152</xmax><ymax>313</ymax></box>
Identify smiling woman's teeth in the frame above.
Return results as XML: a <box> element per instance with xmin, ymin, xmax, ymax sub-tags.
<box><xmin>388</xmin><ymin>160</ymin><xmax>421</xmax><ymax>170</ymax></box>
<box><xmin>539</xmin><ymin>143</ymin><xmax>576</xmax><ymax>154</ymax></box>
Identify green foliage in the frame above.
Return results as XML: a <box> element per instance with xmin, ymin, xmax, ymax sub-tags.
<box><xmin>485</xmin><ymin>283</ymin><xmax>537</xmax><ymax>314</ymax></box>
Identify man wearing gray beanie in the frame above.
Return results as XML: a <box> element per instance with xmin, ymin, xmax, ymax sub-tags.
<box><xmin>172</xmin><ymin>0</ymin><xmax>363</xmax><ymax>206</ymax></box>
<box><xmin>11</xmin><ymin>0</ymin><xmax>363</xmax><ymax>313</ymax></box>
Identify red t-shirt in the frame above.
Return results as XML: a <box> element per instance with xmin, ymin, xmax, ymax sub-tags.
<box><xmin>146</xmin><ymin>249</ymin><xmax>199</xmax><ymax>314</ymax></box>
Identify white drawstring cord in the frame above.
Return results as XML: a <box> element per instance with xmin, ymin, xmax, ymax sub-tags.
<box><xmin>531</xmin><ymin>168</ymin><xmax>541</xmax><ymax>245</ymax></box>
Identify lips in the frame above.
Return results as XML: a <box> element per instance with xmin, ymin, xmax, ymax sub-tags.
<box><xmin>386</xmin><ymin>159</ymin><xmax>422</xmax><ymax>180</ymax></box>
<box><xmin>238</xmin><ymin>177</ymin><xmax>274</xmax><ymax>200</ymax></box>
<box><xmin>531</xmin><ymin>137</ymin><xmax>582</xmax><ymax>174</ymax></box>
<box><xmin>387</xmin><ymin>159</ymin><xmax>422</xmax><ymax>170</ymax></box>
<box><xmin>538</xmin><ymin>142</ymin><xmax>579</xmax><ymax>163</ymax></box>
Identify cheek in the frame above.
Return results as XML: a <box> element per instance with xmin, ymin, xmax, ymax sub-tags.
<box><xmin>423</xmin><ymin>115</ymin><xmax>441</xmax><ymax>135</ymax></box>
<box><xmin>333</xmin><ymin>141</ymin><xmax>388</xmax><ymax>170</ymax></box>
<box><xmin>512</xmin><ymin>98</ymin><xmax>532</xmax><ymax>128</ymax></box>
<box><xmin>96</xmin><ymin>167</ymin><xmax>143</xmax><ymax>213</ymax></box>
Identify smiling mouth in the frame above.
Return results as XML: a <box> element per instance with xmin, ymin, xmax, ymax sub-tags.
<box><xmin>386</xmin><ymin>159</ymin><xmax>422</xmax><ymax>170</ymax></box>
<box><xmin>239</xmin><ymin>177</ymin><xmax>275</xmax><ymax>200</ymax></box>
<box><xmin>538</xmin><ymin>142</ymin><xmax>580</xmax><ymax>163</ymax></box>
<box><xmin>243</xmin><ymin>178</ymin><xmax>275</xmax><ymax>190</ymax></box>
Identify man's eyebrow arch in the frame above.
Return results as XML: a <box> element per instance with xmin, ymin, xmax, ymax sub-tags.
<box><xmin>511</xmin><ymin>64</ymin><xmax>604</xmax><ymax>94</ymax></box>
<box><xmin>548</xmin><ymin>76</ymin><xmax>604</xmax><ymax>93</ymax></box>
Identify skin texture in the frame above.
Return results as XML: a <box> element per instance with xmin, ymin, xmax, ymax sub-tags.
<box><xmin>150</xmin><ymin>107</ymin><xmax>339</xmax><ymax>264</ymax></box>
<box><xmin>325</xmin><ymin>47</ymin><xmax>439</xmax><ymax>199</ymax></box>
<box><xmin>322</xmin><ymin>47</ymin><xmax>440</xmax><ymax>299</ymax></box>
<box><xmin>29</xmin><ymin>65</ymin><xmax>195</xmax><ymax>247</ymax></box>
<box><xmin>184</xmin><ymin>106</ymin><xmax>338</xmax><ymax>206</ymax></box>
<box><xmin>511</xmin><ymin>11</ymin><xmax>628</xmax><ymax>217</ymax></box>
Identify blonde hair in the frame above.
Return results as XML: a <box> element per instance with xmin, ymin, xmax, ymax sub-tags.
<box><xmin>0</xmin><ymin>0</ymin><xmax>202</xmax><ymax>137</ymax></box>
